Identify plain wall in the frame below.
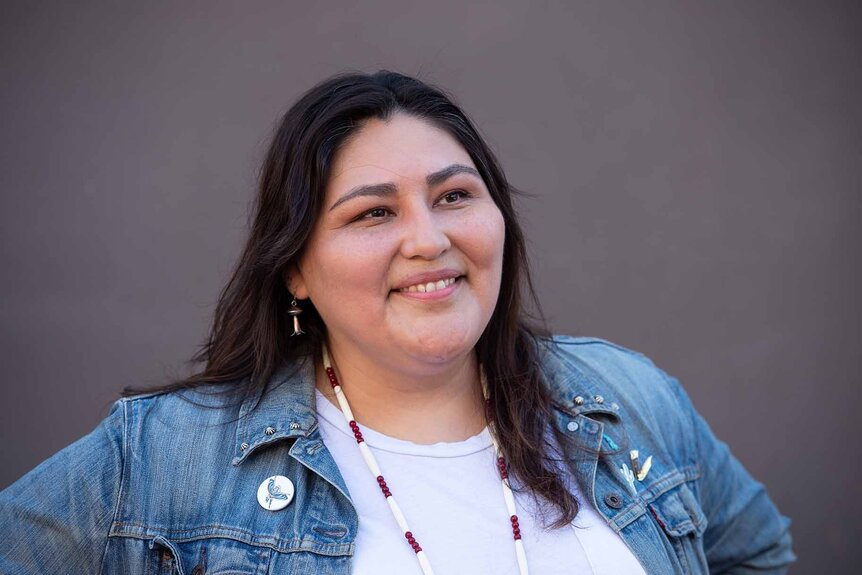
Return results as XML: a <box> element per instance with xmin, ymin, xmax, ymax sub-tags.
<box><xmin>1</xmin><ymin>1</ymin><xmax>859</xmax><ymax>573</ymax></box>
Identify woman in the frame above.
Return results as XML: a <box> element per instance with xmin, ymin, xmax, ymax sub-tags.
<box><xmin>0</xmin><ymin>71</ymin><xmax>794</xmax><ymax>574</ymax></box>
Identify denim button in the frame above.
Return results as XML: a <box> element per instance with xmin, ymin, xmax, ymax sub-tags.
<box><xmin>567</xmin><ymin>421</ymin><xmax>579</xmax><ymax>432</ymax></box>
<box><xmin>240</xmin><ymin>442</ymin><xmax>249</xmax><ymax>451</ymax></box>
<box><xmin>573</xmin><ymin>396</ymin><xmax>585</xmax><ymax>406</ymax></box>
<box><xmin>594</xmin><ymin>395</ymin><xmax>604</xmax><ymax>404</ymax></box>
<box><xmin>257</xmin><ymin>475</ymin><xmax>295</xmax><ymax>511</ymax></box>
<box><xmin>289</xmin><ymin>422</ymin><xmax>301</xmax><ymax>430</ymax></box>
<box><xmin>265</xmin><ymin>426</ymin><xmax>276</xmax><ymax>435</ymax></box>
<box><xmin>604</xmin><ymin>492</ymin><xmax>623</xmax><ymax>509</ymax></box>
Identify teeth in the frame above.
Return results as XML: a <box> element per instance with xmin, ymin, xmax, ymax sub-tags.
<box><xmin>399</xmin><ymin>276</ymin><xmax>458</xmax><ymax>293</ymax></box>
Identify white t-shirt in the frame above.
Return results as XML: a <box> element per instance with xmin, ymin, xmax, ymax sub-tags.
<box><xmin>315</xmin><ymin>390</ymin><xmax>647</xmax><ymax>574</ymax></box>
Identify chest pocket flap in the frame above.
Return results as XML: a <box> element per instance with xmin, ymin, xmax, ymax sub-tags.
<box><xmin>149</xmin><ymin>535</ymin><xmax>272</xmax><ymax>575</ymax></box>
<box><xmin>649</xmin><ymin>481</ymin><xmax>707</xmax><ymax>537</ymax></box>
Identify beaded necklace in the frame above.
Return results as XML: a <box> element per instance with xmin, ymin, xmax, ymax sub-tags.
<box><xmin>321</xmin><ymin>344</ymin><xmax>529</xmax><ymax>575</ymax></box>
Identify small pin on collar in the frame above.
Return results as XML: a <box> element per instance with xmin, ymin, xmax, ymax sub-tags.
<box><xmin>629</xmin><ymin>449</ymin><xmax>653</xmax><ymax>482</ymax></box>
<box><xmin>637</xmin><ymin>456</ymin><xmax>653</xmax><ymax>481</ymax></box>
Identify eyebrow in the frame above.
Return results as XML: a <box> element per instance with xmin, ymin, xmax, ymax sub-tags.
<box><xmin>328</xmin><ymin>163</ymin><xmax>481</xmax><ymax>212</ymax></box>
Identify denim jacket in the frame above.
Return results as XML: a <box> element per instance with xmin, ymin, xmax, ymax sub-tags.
<box><xmin>0</xmin><ymin>336</ymin><xmax>794</xmax><ymax>574</ymax></box>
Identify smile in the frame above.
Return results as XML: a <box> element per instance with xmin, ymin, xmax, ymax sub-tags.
<box><xmin>392</xmin><ymin>276</ymin><xmax>463</xmax><ymax>301</ymax></box>
<box><xmin>396</xmin><ymin>276</ymin><xmax>460</xmax><ymax>293</ymax></box>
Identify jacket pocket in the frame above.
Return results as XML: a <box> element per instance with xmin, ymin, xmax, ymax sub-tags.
<box><xmin>149</xmin><ymin>535</ymin><xmax>272</xmax><ymax>575</ymax></box>
<box><xmin>648</xmin><ymin>482</ymin><xmax>709</xmax><ymax>574</ymax></box>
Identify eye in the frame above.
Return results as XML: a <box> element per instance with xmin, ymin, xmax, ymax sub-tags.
<box><xmin>358</xmin><ymin>207</ymin><xmax>393</xmax><ymax>220</ymax></box>
<box><xmin>437</xmin><ymin>189</ymin><xmax>471</xmax><ymax>205</ymax></box>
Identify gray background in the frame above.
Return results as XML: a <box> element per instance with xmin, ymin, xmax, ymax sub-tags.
<box><xmin>1</xmin><ymin>1</ymin><xmax>859</xmax><ymax>572</ymax></box>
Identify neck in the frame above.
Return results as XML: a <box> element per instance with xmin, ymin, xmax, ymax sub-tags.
<box><xmin>316</xmin><ymin>340</ymin><xmax>486</xmax><ymax>444</ymax></box>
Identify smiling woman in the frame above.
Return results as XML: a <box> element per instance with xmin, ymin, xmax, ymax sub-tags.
<box><xmin>0</xmin><ymin>71</ymin><xmax>795</xmax><ymax>575</ymax></box>
<box><xmin>291</xmin><ymin>115</ymin><xmax>506</xmax><ymax>404</ymax></box>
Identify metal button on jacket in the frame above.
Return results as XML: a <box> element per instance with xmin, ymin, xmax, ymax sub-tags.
<box><xmin>604</xmin><ymin>492</ymin><xmax>624</xmax><ymax>509</ymax></box>
<box><xmin>567</xmin><ymin>421</ymin><xmax>579</xmax><ymax>432</ymax></box>
<box><xmin>257</xmin><ymin>475</ymin><xmax>295</xmax><ymax>511</ymax></box>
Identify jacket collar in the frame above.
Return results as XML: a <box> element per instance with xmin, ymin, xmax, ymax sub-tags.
<box><xmin>232</xmin><ymin>354</ymin><xmax>319</xmax><ymax>466</ymax></box>
<box><xmin>231</xmin><ymin>338</ymin><xmax>621</xmax><ymax>466</ymax></box>
<box><xmin>538</xmin><ymin>338</ymin><xmax>622</xmax><ymax>421</ymax></box>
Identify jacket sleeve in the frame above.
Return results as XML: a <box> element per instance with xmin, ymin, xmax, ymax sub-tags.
<box><xmin>0</xmin><ymin>399</ymin><xmax>125</xmax><ymax>575</ymax></box>
<box><xmin>661</xmin><ymin>370</ymin><xmax>796</xmax><ymax>574</ymax></box>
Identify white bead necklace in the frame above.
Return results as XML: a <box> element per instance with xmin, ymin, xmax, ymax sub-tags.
<box><xmin>321</xmin><ymin>344</ymin><xmax>529</xmax><ymax>575</ymax></box>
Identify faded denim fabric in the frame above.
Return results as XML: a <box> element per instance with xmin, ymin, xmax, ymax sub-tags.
<box><xmin>0</xmin><ymin>336</ymin><xmax>795</xmax><ymax>574</ymax></box>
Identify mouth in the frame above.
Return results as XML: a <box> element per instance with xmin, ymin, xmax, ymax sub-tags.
<box><xmin>392</xmin><ymin>276</ymin><xmax>464</xmax><ymax>301</ymax></box>
<box><xmin>395</xmin><ymin>275</ymin><xmax>461</xmax><ymax>294</ymax></box>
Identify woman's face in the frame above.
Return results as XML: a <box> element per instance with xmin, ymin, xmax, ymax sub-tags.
<box><xmin>290</xmin><ymin>113</ymin><xmax>505</xmax><ymax>372</ymax></box>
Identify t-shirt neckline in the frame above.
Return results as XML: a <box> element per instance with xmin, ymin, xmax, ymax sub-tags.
<box><xmin>315</xmin><ymin>388</ymin><xmax>493</xmax><ymax>458</ymax></box>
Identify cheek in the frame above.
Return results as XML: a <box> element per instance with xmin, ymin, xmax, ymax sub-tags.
<box><xmin>468</xmin><ymin>206</ymin><xmax>506</xmax><ymax>263</ymax></box>
<box><xmin>306</xmin><ymin>233</ymin><xmax>394</xmax><ymax>295</ymax></box>
<box><xmin>454</xmin><ymin>205</ymin><xmax>506</xmax><ymax>287</ymax></box>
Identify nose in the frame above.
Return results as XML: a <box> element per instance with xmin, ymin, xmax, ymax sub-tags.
<box><xmin>399</xmin><ymin>204</ymin><xmax>451</xmax><ymax>260</ymax></box>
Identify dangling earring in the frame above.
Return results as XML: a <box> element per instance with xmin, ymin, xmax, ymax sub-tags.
<box><xmin>287</xmin><ymin>297</ymin><xmax>305</xmax><ymax>336</ymax></box>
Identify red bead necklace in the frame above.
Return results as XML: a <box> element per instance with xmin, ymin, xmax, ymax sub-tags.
<box><xmin>321</xmin><ymin>343</ymin><xmax>529</xmax><ymax>575</ymax></box>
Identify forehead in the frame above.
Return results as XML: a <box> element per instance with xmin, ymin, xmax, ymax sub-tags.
<box><xmin>327</xmin><ymin>114</ymin><xmax>475</xmax><ymax>191</ymax></box>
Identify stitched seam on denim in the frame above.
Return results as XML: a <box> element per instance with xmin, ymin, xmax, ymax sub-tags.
<box><xmin>640</xmin><ymin>466</ymin><xmax>701</xmax><ymax>504</ymax></box>
<box><xmin>112</xmin><ymin>521</ymin><xmax>269</xmax><ymax>537</ymax></box>
<box><xmin>107</xmin><ymin>530</ymin><xmax>354</xmax><ymax>556</ymax></box>
<box><xmin>647</xmin><ymin>473</ymin><xmax>707</xmax><ymax>538</ymax></box>
<box><xmin>609</xmin><ymin>501</ymin><xmax>648</xmax><ymax>531</ymax></box>
<box><xmin>549</xmin><ymin>336</ymin><xmax>648</xmax><ymax>360</ymax></box>
<box><xmin>661</xmin><ymin>369</ymin><xmax>701</xmax><ymax>481</ymax></box>
<box><xmin>99</xmin><ymin>400</ymin><xmax>128</xmax><ymax>575</ymax></box>
<box><xmin>608</xmin><ymin>465</ymin><xmax>702</xmax><ymax>531</ymax></box>
<box><xmin>110</xmin><ymin>519</ymin><xmax>354</xmax><ymax>551</ymax></box>
<box><xmin>151</xmin><ymin>536</ymin><xmax>188</xmax><ymax>575</ymax></box>
<box><xmin>313</xmin><ymin>526</ymin><xmax>349</xmax><ymax>537</ymax></box>
<box><xmin>304</xmin><ymin>453</ymin><xmax>357</xmax><ymax>545</ymax></box>
<box><xmin>289</xmin><ymin>434</ymin><xmax>355</xmax><ymax>513</ymax></box>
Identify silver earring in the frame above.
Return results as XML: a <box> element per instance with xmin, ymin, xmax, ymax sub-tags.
<box><xmin>287</xmin><ymin>297</ymin><xmax>305</xmax><ymax>336</ymax></box>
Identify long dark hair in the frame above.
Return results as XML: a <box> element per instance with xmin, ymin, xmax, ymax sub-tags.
<box><xmin>125</xmin><ymin>70</ymin><xmax>578</xmax><ymax>527</ymax></box>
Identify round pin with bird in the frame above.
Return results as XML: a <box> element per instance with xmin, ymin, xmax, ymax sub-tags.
<box><xmin>257</xmin><ymin>475</ymin><xmax>295</xmax><ymax>511</ymax></box>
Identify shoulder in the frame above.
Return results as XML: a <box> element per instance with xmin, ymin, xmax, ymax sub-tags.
<box><xmin>539</xmin><ymin>334</ymin><xmax>656</xmax><ymax>371</ymax></box>
<box><xmin>118</xmin><ymin>382</ymin><xmax>246</xmax><ymax>423</ymax></box>
<box><xmin>116</xmin><ymin>382</ymin><xmax>248</xmax><ymax>457</ymax></box>
<box><xmin>537</xmin><ymin>334</ymin><xmax>681</xmax><ymax>407</ymax></box>
<box><xmin>537</xmin><ymin>335</ymin><xmax>697</xmax><ymax>454</ymax></box>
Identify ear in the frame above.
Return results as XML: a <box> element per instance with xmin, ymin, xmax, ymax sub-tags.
<box><xmin>283</xmin><ymin>264</ymin><xmax>310</xmax><ymax>300</ymax></box>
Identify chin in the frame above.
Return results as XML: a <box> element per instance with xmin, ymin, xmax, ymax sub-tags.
<box><xmin>401</xmin><ymin>328</ymin><xmax>479</xmax><ymax>365</ymax></box>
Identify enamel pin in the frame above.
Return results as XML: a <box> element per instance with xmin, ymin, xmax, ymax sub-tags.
<box><xmin>620</xmin><ymin>463</ymin><xmax>637</xmax><ymax>494</ymax></box>
<box><xmin>257</xmin><ymin>475</ymin><xmax>295</xmax><ymax>511</ymax></box>
<box><xmin>630</xmin><ymin>450</ymin><xmax>653</xmax><ymax>482</ymax></box>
